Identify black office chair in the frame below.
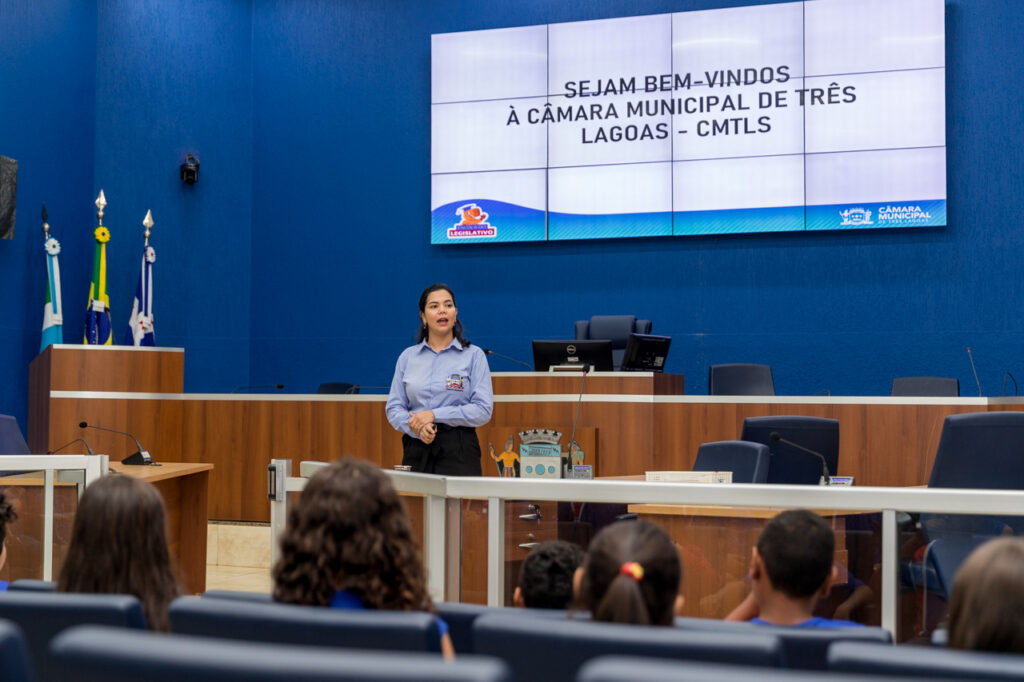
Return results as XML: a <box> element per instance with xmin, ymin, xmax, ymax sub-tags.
<box><xmin>473</xmin><ymin>612</ymin><xmax>783</xmax><ymax>681</ymax></box>
<box><xmin>574</xmin><ymin>315</ymin><xmax>652</xmax><ymax>370</ymax></box>
<box><xmin>316</xmin><ymin>382</ymin><xmax>359</xmax><ymax>394</ymax></box>
<box><xmin>740</xmin><ymin>416</ymin><xmax>839</xmax><ymax>485</ymax></box>
<box><xmin>0</xmin><ymin>592</ymin><xmax>146</xmax><ymax>681</ymax></box>
<box><xmin>0</xmin><ymin>619</ymin><xmax>34</xmax><ymax>682</ymax></box>
<box><xmin>693</xmin><ymin>440</ymin><xmax>770</xmax><ymax>484</ymax></box>
<box><xmin>709</xmin><ymin>364</ymin><xmax>775</xmax><ymax>396</ymax></box>
<box><xmin>169</xmin><ymin>595</ymin><xmax>442</xmax><ymax>653</ymax></box>
<box><xmin>673</xmin><ymin>616</ymin><xmax>891</xmax><ymax>670</ymax></box>
<box><xmin>891</xmin><ymin>377</ymin><xmax>960</xmax><ymax>397</ymax></box>
<box><xmin>829</xmin><ymin>639</ymin><xmax>1024</xmax><ymax>679</ymax></box>
<box><xmin>51</xmin><ymin>625</ymin><xmax>512</xmax><ymax>682</ymax></box>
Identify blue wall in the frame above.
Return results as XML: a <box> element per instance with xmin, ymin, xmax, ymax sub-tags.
<box><xmin>2</xmin><ymin>0</ymin><xmax>1023</xmax><ymax>433</ymax></box>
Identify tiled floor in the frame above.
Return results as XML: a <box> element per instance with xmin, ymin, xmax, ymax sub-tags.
<box><xmin>206</xmin><ymin>521</ymin><xmax>272</xmax><ymax>594</ymax></box>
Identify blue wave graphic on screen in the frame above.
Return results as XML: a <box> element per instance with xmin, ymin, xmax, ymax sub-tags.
<box><xmin>432</xmin><ymin>199</ymin><xmax>545</xmax><ymax>244</ymax></box>
<box><xmin>547</xmin><ymin>211</ymin><xmax>672</xmax><ymax>241</ymax></box>
<box><xmin>673</xmin><ymin>206</ymin><xmax>805</xmax><ymax>235</ymax></box>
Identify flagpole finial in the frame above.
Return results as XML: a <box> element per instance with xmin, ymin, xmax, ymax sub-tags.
<box><xmin>95</xmin><ymin>190</ymin><xmax>107</xmax><ymax>224</ymax></box>
<box><xmin>41</xmin><ymin>203</ymin><xmax>50</xmax><ymax>238</ymax></box>
<box><xmin>142</xmin><ymin>209</ymin><xmax>153</xmax><ymax>244</ymax></box>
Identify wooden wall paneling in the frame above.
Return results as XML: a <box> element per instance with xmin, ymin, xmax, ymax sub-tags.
<box><xmin>26</xmin><ymin>351</ymin><xmax>52</xmax><ymax>452</ymax></box>
<box><xmin>46</xmin><ymin>398</ymin><xmax>184</xmax><ymax>463</ymax></box>
<box><xmin>46</xmin><ymin>347</ymin><xmax>184</xmax><ymax>393</ymax></box>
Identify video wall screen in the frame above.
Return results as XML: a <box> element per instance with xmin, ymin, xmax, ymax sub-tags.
<box><xmin>430</xmin><ymin>0</ymin><xmax>946</xmax><ymax>243</ymax></box>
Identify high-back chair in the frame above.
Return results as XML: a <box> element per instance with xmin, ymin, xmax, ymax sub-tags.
<box><xmin>574</xmin><ymin>315</ymin><xmax>652</xmax><ymax>370</ymax></box>
<box><xmin>51</xmin><ymin>625</ymin><xmax>512</xmax><ymax>682</ymax></box>
<box><xmin>316</xmin><ymin>382</ymin><xmax>359</xmax><ymax>394</ymax></box>
<box><xmin>0</xmin><ymin>414</ymin><xmax>30</xmax><ymax>454</ymax></box>
<box><xmin>0</xmin><ymin>591</ymin><xmax>146</xmax><ymax>681</ymax></box>
<box><xmin>740</xmin><ymin>416</ymin><xmax>839</xmax><ymax>485</ymax></box>
<box><xmin>473</xmin><ymin>612</ymin><xmax>783</xmax><ymax>682</ymax></box>
<box><xmin>829</xmin><ymin>640</ymin><xmax>1024</xmax><ymax>679</ymax></box>
<box><xmin>581</xmin><ymin>656</ymin><xmax>914</xmax><ymax>682</ymax></box>
<box><xmin>709</xmin><ymin>364</ymin><xmax>775</xmax><ymax>396</ymax></box>
<box><xmin>0</xmin><ymin>619</ymin><xmax>34</xmax><ymax>682</ymax></box>
<box><xmin>169</xmin><ymin>595</ymin><xmax>442</xmax><ymax>653</ymax></box>
<box><xmin>891</xmin><ymin>376</ymin><xmax>960</xmax><ymax>397</ymax></box>
<box><xmin>693</xmin><ymin>440</ymin><xmax>771</xmax><ymax>484</ymax></box>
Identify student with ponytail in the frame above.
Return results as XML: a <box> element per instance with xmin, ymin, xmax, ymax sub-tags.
<box><xmin>575</xmin><ymin>520</ymin><xmax>684</xmax><ymax>626</ymax></box>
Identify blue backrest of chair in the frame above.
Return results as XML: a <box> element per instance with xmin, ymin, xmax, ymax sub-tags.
<box><xmin>574</xmin><ymin>316</ymin><xmax>652</xmax><ymax>369</ymax></box>
<box><xmin>928</xmin><ymin>412</ymin><xmax>1024</xmax><ymax>490</ymax></box>
<box><xmin>891</xmin><ymin>376</ymin><xmax>960</xmax><ymax>397</ymax></box>
<box><xmin>740</xmin><ymin>415</ymin><xmax>839</xmax><ymax>485</ymax></box>
<box><xmin>580</xmin><ymin>655</ymin><xmax>925</xmax><ymax>682</ymax></box>
<box><xmin>169</xmin><ymin>595</ymin><xmax>441</xmax><ymax>653</ymax></box>
<box><xmin>7</xmin><ymin>580</ymin><xmax>56</xmax><ymax>593</ymax></box>
<box><xmin>435</xmin><ymin>602</ymin><xmax>575</xmax><ymax>654</ymax></box>
<box><xmin>473</xmin><ymin>612</ymin><xmax>783</xmax><ymax>682</ymax></box>
<box><xmin>0</xmin><ymin>414</ymin><xmax>30</xmax><ymax>455</ymax></box>
<box><xmin>0</xmin><ymin>591</ymin><xmax>146</xmax><ymax>681</ymax></box>
<box><xmin>693</xmin><ymin>440</ymin><xmax>771</xmax><ymax>484</ymax></box>
<box><xmin>708</xmin><ymin>364</ymin><xmax>775</xmax><ymax>396</ymax></box>
<box><xmin>51</xmin><ymin>625</ymin><xmax>511</xmax><ymax>682</ymax></box>
<box><xmin>200</xmin><ymin>589</ymin><xmax>271</xmax><ymax>602</ymax></box>
<box><xmin>0</xmin><ymin>619</ymin><xmax>35</xmax><ymax>682</ymax></box>
<box><xmin>674</xmin><ymin>616</ymin><xmax>891</xmax><ymax>670</ymax></box>
<box><xmin>829</xmin><ymin>640</ymin><xmax>1024</xmax><ymax>679</ymax></box>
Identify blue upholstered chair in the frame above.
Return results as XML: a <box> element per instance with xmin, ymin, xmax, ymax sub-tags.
<box><xmin>0</xmin><ymin>619</ymin><xmax>34</xmax><ymax>682</ymax></box>
<box><xmin>472</xmin><ymin>612</ymin><xmax>783</xmax><ymax>681</ymax></box>
<box><xmin>693</xmin><ymin>440</ymin><xmax>771</xmax><ymax>483</ymax></box>
<box><xmin>673</xmin><ymin>616</ymin><xmax>891</xmax><ymax>670</ymax></box>
<box><xmin>199</xmin><ymin>589</ymin><xmax>270</xmax><ymax>602</ymax></box>
<box><xmin>580</xmin><ymin>656</ymin><xmax>913</xmax><ymax>682</ymax></box>
<box><xmin>891</xmin><ymin>376</ymin><xmax>960</xmax><ymax>397</ymax></box>
<box><xmin>829</xmin><ymin>640</ymin><xmax>1024</xmax><ymax>679</ymax></box>
<box><xmin>739</xmin><ymin>415</ymin><xmax>840</xmax><ymax>485</ymax></box>
<box><xmin>0</xmin><ymin>592</ymin><xmax>146</xmax><ymax>681</ymax></box>
<box><xmin>574</xmin><ymin>315</ymin><xmax>652</xmax><ymax>370</ymax></box>
<box><xmin>434</xmin><ymin>601</ymin><xmax>577</xmax><ymax>655</ymax></box>
<box><xmin>0</xmin><ymin>414</ymin><xmax>30</xmax><ymax>455</ymax></box>
<box><xmin>708</xmin><ymin>364</ymin><xmax>775</xmax><ymax>396</ymax></box>
<box><xmin>316</xmin><ymin>382</ymin><xmax>359</xmax><ymax>394</ymax></box>
<box><xmin>6</xmin><ymin>580</ymin><xmax>56</xmax><ymax>593</ymax></box>
<box><xmin>169</xmin><ymin>595</ymin><xmax>442</xmax><ymax>653</ymax></box>
<box><xmin>50</xmin><ymin>625</ymin><xmax>512</xmax><ymax>682</ymax></box>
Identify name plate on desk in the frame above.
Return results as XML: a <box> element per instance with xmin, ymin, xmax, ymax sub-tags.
<box><xmin>645</xmin><ymin>471</ymin><xmax>733</xmax><ymax>484</ymax></box>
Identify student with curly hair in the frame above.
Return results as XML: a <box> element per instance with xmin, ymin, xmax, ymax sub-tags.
<box><xmin>272</xmin><ymin>457</ymin><xmax>454</xmax><ymax>658</ymax></box>
<box><xmin>57</xmin><ymin>475</ymin><xmax>181</xmax><ymax>630</ymax></box>
<box><xmin>0</xmin><ymin>490</ymin><xmax>17</xmax><ymax>591</ymax></box>
<box><xmin>948</xmin><ymin>537</ymin><xmax>1024</xmax><ymax>653</ymax></box>
<box><xmin>514</xmin><ymin>540</ymin><xmax>584</xmax><ymax>610</ymax></box>
<box><xmin>575</xmin><ymin>520</ymin><xmax>684</xmax><ymax>625</ymax></box>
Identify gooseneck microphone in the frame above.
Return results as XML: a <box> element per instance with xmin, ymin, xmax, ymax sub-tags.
<box><xmin>230</xmin><ymin>384</ymin><xmax>285</xmax><ymax>394</ymax></box>
<box><xmin>79</xmin><ymin>421</ymin><xmax>153</xmax><ymax>465</ymax></box>
<box><xmin>483</xmin><ymin>348</ymin><xmax>532</xmax><ymax>370</ymax></box>
<box><xmin>967</xmin><ymin>347</ymin><xmax>982</xmax><ymax>397</ymax></box>
<box><xmin>49</xmin><ymin>437</ymin><xmax>96</xmax><ymax>456</ymax></box>
<box><xmin>769</xmin><ymin>431</ymin><xmax>831</xmax><ymax>486</ymax></box>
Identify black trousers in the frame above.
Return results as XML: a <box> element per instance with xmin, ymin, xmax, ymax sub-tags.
<box><xmin>402</xmin><ymin>424</ymin><xmax>482</xmax><ymax>476</ymax></box>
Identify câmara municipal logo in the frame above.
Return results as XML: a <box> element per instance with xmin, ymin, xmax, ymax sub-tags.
<box><xmin>839</xmin><ymin>207</ymin><xmax>873</xmax><ymax>226</ymax></box>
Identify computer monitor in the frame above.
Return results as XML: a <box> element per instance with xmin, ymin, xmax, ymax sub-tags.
<box><xmin>621</xmin><ymin>333</ymin><xmax>671</xmax><ymax>372</ymax></box>
<box><xmin>532</xmin><ymin>340</ymin><xmax>614</xmax><ymax>372</ymax></box>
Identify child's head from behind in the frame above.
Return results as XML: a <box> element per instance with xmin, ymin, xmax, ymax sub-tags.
<box><xmin>0</xmin><ymin>490</ymin><xmax>17</xmax><ymax>572</ymax></box>
<box><xmin>57</xmin><ymin>474</ymin><xmax>178</xmax><ymax>630</ymax></box>
<box><xmin>515</xmin><ymin>540</ymin><xmax>584</xmax><ymax>609</ymax></box>
<box><xmin>949</xmin><ymin>537</ymin><xmax>1024</xmax><ymax>654</ymax></box>
<box><xmin>578</xmin><ymin>520</ymin><xmax>682</xmax><ymax>625</ymax></box>
<box><xmin>753</xmin><ymin>509</ymin><xmax>835</xmax><ymax>600</ymax></box>
<box><xmin>273</xmin><ymin>457</ymin><xmax>429</xmax><ymax>612</ymax></box>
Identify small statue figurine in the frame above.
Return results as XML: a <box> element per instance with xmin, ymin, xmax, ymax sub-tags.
<box><xmin>488</xmin><ymin>434</ymin><xmax>520</xmax><ymax>478</ymax></box>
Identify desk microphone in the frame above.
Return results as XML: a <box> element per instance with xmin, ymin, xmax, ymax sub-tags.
<box><xmin>231</xmin><ymin>384</ymin><xmax>284</xmax><ymax>394</ymax></box>
<box><xmin>483</xmin><ymin>348</ymin><xmax>532</xmax><ymax>370</ymax></box>
<box><xmin>769</xmin><ymin>432</ymin><xmax>831</xmax><ymax>486</ymax></box>
<box><xmin>49</xmin><ymin>437</ymin><xmax>96</xmax><ymax>456</ymax></box>
<box><xmin>967</xmin><ymin>347</ymin><xmax>982</xmax><ymax>396</ymax></box>
<box><xmin>79</xmin><ymin>421</ymin><xmax>153</xmax><ymax>465</ymax></box>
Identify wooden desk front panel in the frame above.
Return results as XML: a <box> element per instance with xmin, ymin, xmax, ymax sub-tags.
<box><xmin>492</xmin><ymin>373</ymin><xmax>683</xmax><ymax>396</ymax></box>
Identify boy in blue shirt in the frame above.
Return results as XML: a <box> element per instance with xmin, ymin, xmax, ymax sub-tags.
<box><xmin>726</xmin><ymin>509</ymin><xmax>861</xmax><ymax>627</ymax></box>
<box><xmin>0</xmin><ymin>490</ymin><xmax>16</xmax><ymax>590</ymax></box>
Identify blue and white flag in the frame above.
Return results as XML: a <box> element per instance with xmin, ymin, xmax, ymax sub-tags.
<box><xmin>40</xmin><ymin>236</ymin><xmax>64</xmax><ymax>351</ymax></box>
<box><xmin>124</xmin><ymin>244</ymin><xmax>156</xmax><ymax>346</ymax></box>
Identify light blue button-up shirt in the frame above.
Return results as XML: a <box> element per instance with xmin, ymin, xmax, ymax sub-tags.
<box><xmin>386</xmin><ymin>339</ymin><xmax>494</xmax><ymax>438</ymax></box>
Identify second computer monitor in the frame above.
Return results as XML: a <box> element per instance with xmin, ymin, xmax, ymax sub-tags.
<box><xmin>621</xmin><ymin>333</ymin><xmax>671</xmax><ymax>372</ymax></box>
<box><xmin>532</xmin><ymin>339</ymin><xmax>614</xmax><ymax>372</ymax></box>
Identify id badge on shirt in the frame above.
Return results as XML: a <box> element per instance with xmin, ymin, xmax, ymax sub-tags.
<box><xmin>446</xmin><ymin>374</ymin><xmax>466</xmax><ymax>391</ymax></box>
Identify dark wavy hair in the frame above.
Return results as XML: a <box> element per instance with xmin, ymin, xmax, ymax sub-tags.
<box><xmin>949</xmin><ymin>537</ymin><xmax>1024</xmax><ymax>653</ymax></box>
<box><xmin>57</xmin><ymin>475</ymin><xmax>181</xmax><ymax>631</ymax></box>
<box><xmin>416</xmin><ymin>283</ymin><xmax>470</xmax><ymax>347</ymax></box>
<box><xmin>756</xmin><ymin>509</ymin><xmax>834</xmax><ymax>599</ymax></box>
<box><xmin>0</xmin><ymin>489</ymin><xmax>17</xmax><ymax>549</ymax></box>
<box><xmin>273</xmin><ymin>457</ymin><xmax>434</xmax><ymax>614</ymax></box>
<box><xmin>579</xmin><ymin>520</ymin><xmax>682</xmax><ymax>626</ymax></box>
<box><xmin>519</xmin><ymin>540</ymin><xmax>584</xmax><ymax>609</ymax></box>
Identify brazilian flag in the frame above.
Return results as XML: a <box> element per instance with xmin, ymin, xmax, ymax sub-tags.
<box><xmin>84</xmin><ymin>224</ymin><xmax>112</xmax><ymax>345</ymax></box>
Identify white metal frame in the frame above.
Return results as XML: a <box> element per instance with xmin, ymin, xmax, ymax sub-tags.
<box><xmin>2</xmin><ymin>454</ymin><xmax>109</xmax><ymax>580</ymax></box>
<box><xmin>268</xmin><ymin>467</ymin><xmax>1024</xmax><ymax>636</ymax></box>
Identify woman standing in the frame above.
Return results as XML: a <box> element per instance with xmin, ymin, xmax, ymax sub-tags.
<box><xmin>386</xmin><ymin>283</ymin><xmax>493</xmax><ymax>475</ymax></box>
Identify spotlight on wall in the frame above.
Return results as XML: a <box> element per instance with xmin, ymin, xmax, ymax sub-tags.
<box><xmin>179</xmin><ymin>154</ymin><xmax>200</xmax><ymax>185</ymax></box>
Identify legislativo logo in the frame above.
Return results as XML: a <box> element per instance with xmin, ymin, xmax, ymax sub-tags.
<box><xmin>448</xmin><ymin>203</ymin><xmax>497</xmax><ymax>239</ymax></box>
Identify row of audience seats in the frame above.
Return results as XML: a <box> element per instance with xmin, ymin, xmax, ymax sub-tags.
<box><xmin>4</xmin><ymin>586</ymin><xmax>1023</xmax><ymax>681</ymax></box>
